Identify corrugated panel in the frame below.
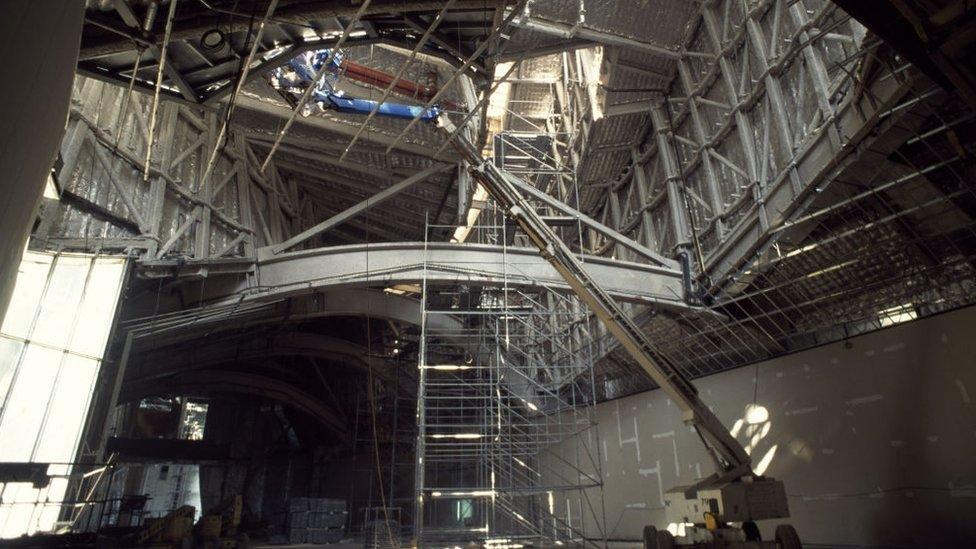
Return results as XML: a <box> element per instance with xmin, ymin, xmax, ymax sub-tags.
<box><xmin>505</xmin><ymin>27</ymin><xmax>580</xmax><ymax>56</ymax></box>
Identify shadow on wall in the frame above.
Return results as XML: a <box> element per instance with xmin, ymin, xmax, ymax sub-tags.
<box><xmin>576</xmin><ymin>305</ymin><xmax>976</xmax><ymax>547</ymax></box>
<box><xmin>666</xmin><ymin>404</ymin><xmax>777</xmax><ymax>538</ymax></box>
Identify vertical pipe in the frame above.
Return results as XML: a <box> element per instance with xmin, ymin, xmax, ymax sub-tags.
<box><xmin>649</xmin><ymin>104</ymin><xmax>691</xmax><ymax>250</ymax></box>
<box><xmin>412</xmin><ymin>215</ymin><xmax>431</xmax><ymax>544</ymax></box>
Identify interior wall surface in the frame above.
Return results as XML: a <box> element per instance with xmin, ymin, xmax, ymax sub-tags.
<box><xmin>0</xmin><ymin>1</ymin><xmax>84</xmax><ymax>321</ymax></box>
<box><xmin>546</xmin><ymin>305</ymin><xmax>976</xmax><ymax>547</ymax></box>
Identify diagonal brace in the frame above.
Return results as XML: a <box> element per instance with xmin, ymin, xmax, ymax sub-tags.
<box><xmin>270</xmin><ymin>163</ymin><xmax>454</xmax><ymax>254</ymax></box>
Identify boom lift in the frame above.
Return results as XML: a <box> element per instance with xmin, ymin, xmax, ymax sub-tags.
<box><xmin>440</xmin><ymin>119</ymin><xmax>797</xmax><ymax>549</ymax></box>
<box><xmin>270</xmin><ymin>51</ymin><xmax>800</xmax><ymax>549</ymax></box>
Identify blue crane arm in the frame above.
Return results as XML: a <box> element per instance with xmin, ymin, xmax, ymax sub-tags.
<box><xmin>318</xmin><ymin>93</ymin><xmax>441</xmax><ymax>121</ymax></box>
<box><xmin>271</xmin><ymin>49</ymin><xmax>442</xmax><ymax>122</ymax></box>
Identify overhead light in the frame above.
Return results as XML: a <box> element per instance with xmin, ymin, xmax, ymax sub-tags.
<box><xmin>200</xmin><ymin>28</ymin><xmax>226</xmax><ymax>51</ymax></box>
<box><xmin>430</xmin><ymin>490</ymin><xmax>496</xmax><ymax>498</ymax></box>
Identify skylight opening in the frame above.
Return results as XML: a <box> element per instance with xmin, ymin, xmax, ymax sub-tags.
<box><xmin>878</xmin><ymin>303</ymin><xmax>918</xmax><ymax>327</ymax></box>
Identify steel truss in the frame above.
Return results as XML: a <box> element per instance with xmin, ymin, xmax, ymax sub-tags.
<box><xmin>37</xmin><ymin>0</ymin><xmax>976</xmax><ymax>431</ymax></box>
<box><xmin>537</xmin><ymin>0</ymin><xmax>976</xmax><ymax>397</ymax></box>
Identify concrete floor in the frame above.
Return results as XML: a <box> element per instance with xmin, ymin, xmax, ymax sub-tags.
<box><xmin>252</xmin><ymin>542</ymin><xmax>862</xmax><ymax>548</ymax></box>
<box><xmin>251</xmin><ymin>541</ymin><xmax>363</xmax><ymax>549</ymax></box>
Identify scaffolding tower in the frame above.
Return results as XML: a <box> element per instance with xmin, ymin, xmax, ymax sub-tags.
<box><xmin>413</xmin><ymin>135</ymin><xmax>607</xmax><ymax>546</ymax></box>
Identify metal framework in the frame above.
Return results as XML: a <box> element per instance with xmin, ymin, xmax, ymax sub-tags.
<box><xmin>36</xmin><ymin>76</ymin><xmax>460</xmax><ymax>262</ymax></box>
<box><xmin>413</xmin><ymin>214</ymin><xmax>606</xmax><ymax>547</ymax></box>
<box><xmin>78</xmin><ymin>1</ymin><xmax>517</xmax><ymax>105</ymax></box>
<box><xmin>16</xmin><ymin>1</ymin><xmax>976</xmax><ymax>540</ymax></box>
<box><xmin>26</xmin><ymin>0</ymin><xmax>973</xmax><ymax>433</ymax></box>
<box><xmin>504</xmin><ymin>0</ymin><xmax>976</xmax><ymax>400</ymax></box>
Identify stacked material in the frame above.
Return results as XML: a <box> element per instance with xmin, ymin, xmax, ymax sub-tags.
<box><xmin>286</xmin><ymin>497</ymin><xmax>347</xmax><ymax>544</ymax></box>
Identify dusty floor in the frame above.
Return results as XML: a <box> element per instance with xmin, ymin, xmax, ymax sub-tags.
<box><xmin>252</xmin><ymin>542</ymin><xmax>849</xmax><ymax>548</ymax></box>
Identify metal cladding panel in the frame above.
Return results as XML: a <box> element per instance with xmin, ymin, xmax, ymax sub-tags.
<box><xmin>578</xmin><ymin>113</ymin><xmax>645</xmax><ymax>210</ymax></box>
<box><xmin>617</xmin><ymin>46</ymin><xmax>675</xmax><ymax>77</ymax></box>
<box><xmin>509</xmin><ymin>83</ymin><xmax>555</xmax><ymax>120</ymax></box>
<box><xmin>505</xmin><ymin>27</ymin><xmax>577</xmax><ymax>55</ymax></box>
<box><xmin>520</xmin><ymin>54</ymin><xmax>563</xmax><ymax>78</ymax></box>
<box><xmin>531</xmin><ymin>0</ymin><xmax>698</xmax><ymax>50</ymax></box>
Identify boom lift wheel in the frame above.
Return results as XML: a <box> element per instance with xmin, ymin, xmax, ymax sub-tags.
<box><xmin>743</xmin><ymin>521</ymin><xmax>761</xmax><ymax>542</ymax></box>
<box><xmin>775</xmin><ymin>524</ymin><xmax>802</xmax><ymax>549</ymax></box>
<box><xmin>642</xmin><ymin>526</ymin><xmax>675</xmax><ymax>549</ymax></box>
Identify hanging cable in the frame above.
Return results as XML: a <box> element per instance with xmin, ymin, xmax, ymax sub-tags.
<box><xmin>199</xmin><ymin>0</ymin><xmax>279</xmax><ymax>191</ymax></box>
<box><xmin>112</xmin><ymin>43</ymin><xmax>144</xmax><ymax>155</ymax></box>
<box><xmin>143</xmin><ymin>0</ymin><xmax>180</xmax><ymax>182</ymax></box>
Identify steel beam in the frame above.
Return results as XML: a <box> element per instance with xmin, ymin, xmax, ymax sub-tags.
<box><xmin>269</xmin><ymin>163</ymin><xmax>453</xmax><ymax>254</ymax></box>
<box><xmin>649</xmin><ymin>104</ymin><xmax>692</xmax><ymax>251</ymax></box>
<box><xmin>503</xmin><ymin>172</ymin><xmax>679</xmax><ymax>268</ymax></box>
<box><xmin>703</xmin><ymin>70</ymin><xmax>918</xmax><ymax>290</ymax></box>
<box><xmin>247</xmin><ymin>242</ymin><xmax>687</xmax><ymax>308</ymax></box>
<box><xmin>113</xmin><ymin>0</ymin><xmax>196</xmax><ymax>102</ymax></box>
<box><xmin>511</xmin><ymin>15</ymin><xmax>682</xmax><ymax>59</ymax></box>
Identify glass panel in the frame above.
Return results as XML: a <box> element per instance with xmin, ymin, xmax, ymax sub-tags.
<box><xmin>67</xmin><ymin>259</ymin><xmax>125</xmax><ymax>357</ymax></box>
<box><xmin>0</xmin><ymin>250</ymin><xmax>126</xmax><ymax>538</ymax></box>
<box><xmin>180</xmin><ymin>401</ymin><xmax>209</xmax><ymax>440</ymax></box>
<box><xmin>35</xmin><ymin>478</ymin><xmax>69</xmax><ymax>534</ymax></box>
<box><xmin>31</xmin><ymin>256</ymin><xmax>90</xmax><ymax>350</ymax></box>
<box><xmin>0</xmin><ymin>336</ymin><xmax>25</xmax><ymax>410</ymax></box>
<box><xmin>0</xmin><ymin>482</ymin><xmax>44</xmax><ymax>538</ymax></box>
<box><xmin>34</xmin><ymin>355</ymin><xmax>99</xmax><ymax>463</ymax></box>
<box><xmin>0</xmin><ymin>253</ymin><xmax>52</xmax><ymax>339</ymax></box>
<box><xmin>0</xmin><ymin>345</ymin><xmax>61</xmax><ymax>462</ymax></box>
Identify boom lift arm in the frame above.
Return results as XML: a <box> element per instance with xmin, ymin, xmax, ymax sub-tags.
<box><xmin>439</xmin><ymin>118</ymin><xmax>749</xmax><ymax>473</ymax></box>
<box><xmin>439</xmin><ymin>116</ymin><xmax>792</xmax><ymax>542</ymax></box>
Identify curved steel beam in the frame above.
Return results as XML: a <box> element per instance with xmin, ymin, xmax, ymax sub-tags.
<box><xmin>120</xmin><ymin>369</ymin><xmax>348</xmax><ymax>438</ymax></box>
<box><xmin>242</xmin><ymin>242</ymin><xmax>686</xmax><ymax>309</ymax></box>
<box><xmin>138</xmin><ymin>243</ymin><xmax>688</xmax><ymax>313</ymax></box>
<box><xmin>134</xmin><ymin>331</ymin><xmax>399</xmax><ymax>385</ymax></box>
<box><xmin>127</xmin><ymin>289</ymin><xmax>459</xmax><ymax>349</ymax></box>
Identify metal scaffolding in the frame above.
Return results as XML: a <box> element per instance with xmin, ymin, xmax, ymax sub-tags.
<box><xmin>413</xmin><ymin>129</ymin><xmax>607</xmax><ymax>546</ymax></box>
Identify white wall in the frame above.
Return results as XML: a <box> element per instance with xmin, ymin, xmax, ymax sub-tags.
<box><xmin>545</xmin><ymin>305</ymin><xmax>976</xmax><ymax>547</ymax></box>
<box><xmin>0</xmin><ymin>1</ymin><xmax>84</xmax><ymax>321</ymax></box>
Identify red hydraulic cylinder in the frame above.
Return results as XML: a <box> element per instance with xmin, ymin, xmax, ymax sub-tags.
<box><xmin>340</xmin><ymin>59</ymin><xmax>438</xmax><ymax>103</ymax></box>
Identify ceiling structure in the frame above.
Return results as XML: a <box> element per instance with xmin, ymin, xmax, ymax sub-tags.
<box><xmin>0</xmin><ymin>0</ymin><xmax>966</xmax><ymax>545</ymax></box>
<box><xmin>34</xmin><ymin>0</ymin><xmax>976</xmax><ymax>468</ymax></box>
<box><xmin>80</xmin><ymin>0</ymin><xmax>517</xmax><ymax>104</ymax></box>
